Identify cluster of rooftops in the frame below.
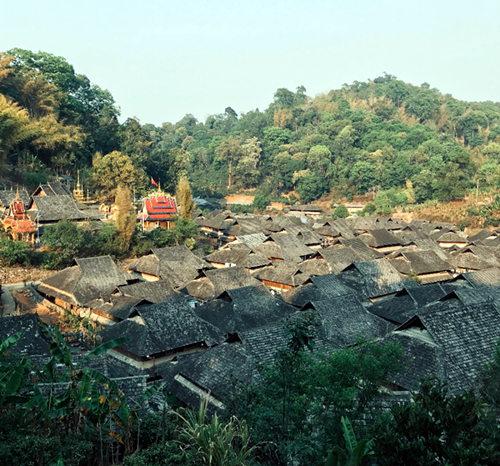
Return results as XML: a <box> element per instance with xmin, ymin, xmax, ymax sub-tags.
<box><xmin>2</xmin><ymin>210</ymin><xmax>498</xmax><ymax>412</ymax></box>
<box><xmin>0</xmin><ymin>183</ymin><xmax>180</xmax><ymax>242</ymax></box>
<box><xmin>0</xmin><ymin>182</ymin><xmax>102</xmax><ymax>242</ymax></box>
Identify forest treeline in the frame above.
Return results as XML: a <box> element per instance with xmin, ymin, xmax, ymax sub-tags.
<box><xmin>2</xmin><ymin>49</ymin><xmax>500</xmax><ymax>203</ymax></box>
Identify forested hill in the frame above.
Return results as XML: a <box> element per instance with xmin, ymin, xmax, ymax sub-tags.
<box><xmin>2</xmin><ymin>49</ymin><xmax>500</xmax><ymax>204</ymax></box>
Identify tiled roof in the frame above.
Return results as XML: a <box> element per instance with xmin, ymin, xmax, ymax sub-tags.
<box><xmin>138</xmin><ymin>193</ymin><xmax>177</xmax><ymax>221</ymax></box>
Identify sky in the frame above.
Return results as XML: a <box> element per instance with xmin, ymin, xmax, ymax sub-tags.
<box><xmin>2</xmin><ymin>0</ymin><xmax>500</xmax><ymax>126</ymax></box>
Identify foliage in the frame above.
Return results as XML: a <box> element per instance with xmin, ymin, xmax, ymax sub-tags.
<box><xmin>480</xmin><ymin>338</ymin><xmax>500</xmax><ymax>413</ymax></box>
<box><xmin>372</xmin><ymin>377</ymin><xmax>500</xmax><ymax>465</ymax></box>
<box><xmin>296</xmin><ymin>174</ymin><xmax>328</xmax><ymax>203</ymax></box>
<box><xmin>225</xmin><ymin>314</ymin><xmax>404</xmax><ymax>466</ymax></box>
<box><xmin>0</xmin><ymin>326</ymin><xmax>163</xmax><ymax>466</ymax></box>
<box><xmin>41</xmin><ymin>219</ymin><xmax>86</xmax><ymax>268</ymax></box>
<box><xmin>90</xmin><ymin>151</ymin><xmax>145</xmax><ymax>200</ymax></box>
<box><xmin>332</xmin><ymin>204</ymin><xmax>349</xmax><ymax>219</ymax></box>
<box><xmin>252</xmin><ymin>194</ymin><xmax>269</xmax><ymax>211</ymax></box>
<box><xmin>123</xmin><ymin>442</ymin><xmax>197</xmax><ymax>466</ymax></box>
<box><xmin>176</xmin><ymin>395</ymin><xmax>256</xmax><ymax>466</ymax></box>
<box><xmin>3</xmin><ymin>49</ymin><xmax>500</xmax><ymax>208</ymax></box>
<box><xmin>115</xmin><ymin>185</ymin><xmax>137</xmax><ymax>251</ymax></box>
<box><xmin>324</xmin><ymin>417</ymin><xmax>373</xmax><ymax>466</ymax></box>
<box><xmin>0</xmin><ymin>238</ymin><xmax>32</xmax><ymax>266</ymax></box>
<box><xmin>176</xmin><ymin>177</ymin><xmax>196</xmax><ymax>220</ymax></box>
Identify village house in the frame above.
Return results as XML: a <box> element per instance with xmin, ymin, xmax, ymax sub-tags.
<box><xmin>32</xmin><ymin>181</ymin><xmax>72</xmax><ymax>197</ymax></box>
<box><xmin>337</xmin><ymin>259</ymin><xmax>411</xmax><ymax>302</ymax></box>
<box><xmin>254</xmin><ymin>233</ymin><xmax>315</xmax><ymax>263</ymax></box>
<box><xmin>27</xmin><ymin>194</ymin><xmax>102</xmax><ymax>229</ymax></box>
<box><xmin>384</xmin><ymin>299</ymin><xmax>500</xmax><ymax>394</ymax></box>
<box><xmin>357</xmin><ymin>229</ymin><xmax>406</xmax><ymax>254</ymax></box>
<box><xmin>204</xmin><ymin>246</ymin><xmax>271</xmax><ymax>271</ymax></box>
<box><xmin>387</xmin><ymin>249</ymin><xmax>454</xmax><ymax>284</ymax></box>
<box><xmin>126</xmin><ymin>245</ymin><xmax>209</xmax><ymax>287</ymax></box>
<box><xmin>287</xmin><ymin>204</ymin><xmax>324</xmax><ymax>218</ymax></box>
<box><xmin>183</xmin><ymin>266</ymin><xmax>261</xmax><ymax>301</ymax></box>
<box><xmin>99</xmin><ymin>294</ymin><xmax>224</xmax><ymax>368</ymax></box>
<box><xmin>36</xmin><ymin>256</ymin><xmax>135</xmax><ymax>317</ymax></box>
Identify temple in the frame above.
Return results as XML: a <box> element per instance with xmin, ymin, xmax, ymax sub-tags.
<box><xmin>138</xmin><ymin>191</ymin><xmax>178</xmax><ymax>230</ymax></box>
<box><xmin>2</xmin><ymin>190</ymin><xmax>37</xmax><ymax>245</ymax></box>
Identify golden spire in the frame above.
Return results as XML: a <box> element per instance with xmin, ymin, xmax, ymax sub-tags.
<box><xmin>14</xmin><ymin>187</ymin><xmax>20</xmax><ymax>202</ymax></box>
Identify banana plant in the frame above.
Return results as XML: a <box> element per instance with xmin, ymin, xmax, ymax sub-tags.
<box><xmin>324</xmin><ymin>417</ymin><xmax>374</xmax><ymax>466</ymax></box>
<box><xmin>0</xmin><ymin>332</ymin><xmax>31</xmax><ymax>404</ymax></box>
<box><xmin>25</xmin><ymin>324</ymin><xmax>130</xmax><ymax>432</ymax></box>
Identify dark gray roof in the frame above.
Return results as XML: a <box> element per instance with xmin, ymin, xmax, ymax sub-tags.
<box><xmin>389</xmin><ymin>250</ymin><xmax>452</xmax><ymax>275</ymax></box>
<box><xmin>86</xmin><ymin>295</ymin><xmax>146</xmax><ymax>321</ymax></box>
<box><xmin>257</xmin><ymin>262</ymin><xmax>311</xmax><ymax>287</ymax></box>
<box><xmin>194</xmin><ymin>284</ymin><xmax>294</xmax><ymax>334</ymax></box>
<box><xmin>269</xmin><ymin>234</ymin><xmax>315</xmax><ymax>262</ymax></box>
<box><xmin>158</xmin><ymin>343</ymin><xmax>253</xmax><ymax>411</ymax></box>
<box><xmin>0</xmin><ymin>314</ymin><xmax>50</xmax><ymax>357</ymax></box>
<box><xmin>205</xmin><ymin>248</ymin><xmax>270</xmax><ymax>269</ymax></box>
<box><xmin>310</xmin><ymin>274</ymin><xmax>356</xmax><ymax>297</ymax></box>
<box><xmin>118</xmin><ymin>280</ymin><xmax>177</xmax><ymax>303</ymax></box>
<box><xmin>128</xmin><ymin>246</ymin><xmax>208</xmax><ymax>288</ymax></box>
<box><xmin>468</xmin><ymin>229</ymin><xmax>496</xmax><ymax>243</ymax></box>
<box><xmin>239</xmin><ymin>324</ymin><xmax>289</xmax><ymax>365</ymax></box>
<box><xmin>28</xmin><ymin>195</ymin><xmax>101</xmax><ymax>222</ymax></box>
<box><xmin>320</xmin><ymin>246</ymin><xmax>363</xmax><ymax>274</ymax></box>
<box><xmin>38</xmin><ymin>256</ymin><xmax>131</xmax><ymax>305</ymax></box>
<box><xmin>304</xmin><ymin>296</ymin><xmax>395</xmax><ymax>349</ymax></box>
<box><xmin>368</xmin><ymin>292</ymin><xmax>418</xmax><ymax>324</ymax></box>
<box><xmin>186</xmin><ymin>267</ymin><xmax>261</xmax><ymax>300</ymax></box>
<box><xmin>435</xmin><ymin>232</ymin><xmax>468</xmax><ymax>243</ymax></box>
<box><xmin>282</xmin><ymin>284</ymin><xmax>327</xmax><ymax>308</ymax></box>
<box><xmin>235</xmin><ymin>233</ymin><xmax>267</xmax><ymax>248</ymax></box>
<box><xmin>338</xmin><ymin>260</ymin><xmax>408</xmax><ymax>299</ymax></box>
<box><xmin>358</xmin><ymin>229</ymin><xmax>405</xmax><ymax>248</ymax></box>
<box><xmin>0</xmin><ymin>189</ymin><xmax>30</xmax><ymax>208</ymax></box>
<box><xmin>47</xmin><ymin>182</ymin><xmax>72</xmax><ymax>196</ymax></box>
<box><xmin>367</xmin><ymin>283</ymin><xmax>448</xmax><ymax>325</ymax></box>
<box><xmin>99</xmin><ymin>295</ymin><xmax>224</xmax><ymax>357</ymax></box>
<box><xmin>449</xmin><ymin>246</ymin><xmax>500</xmax><ymax>271</ymax></box>
<box><xmin>339</xmin><ymin>238</ymin><xmax>384</xmax><ymax>261</ymax></box>
<box><xmin>289</xmin><ymin>204</ymin><xmax>323</xmax><ymax>212</ymax></box>
<box><xmin>385</xmin><ymin>328</ymin><xmax>445</xmax><ymax>391</ymax></box>
<box><xmin>299</xmin><ymin>258</ymin><xmax>331</xmax><ymax>276</ymax></box>
<box><xmin>397</xmin><ymin>302</ymin><xmax>500</xmax><ymax>394</ymax></box>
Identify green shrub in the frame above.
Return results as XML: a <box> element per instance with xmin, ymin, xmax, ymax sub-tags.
<box><xmin>332</xmin><ymin>204</ymin><xmax>349</xmax><ymax>219</ymax></box>
<box><xmin>0</xmin><ymin>238</ymin><xmax>32</xmax><ymax>266</ymax></box>
<box><xmin>252</xmin><ymin>194</ymin><xmax>269</xmax><ymax>211</ymax></box>
<box><xmin>123</xmin><ymin>442</ymin><xmax>196</xmax><ymax>466</ymax></box>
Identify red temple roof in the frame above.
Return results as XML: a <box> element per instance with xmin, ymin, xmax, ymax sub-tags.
<box><xmin>138</xmin><ymin>193</ymin><xmax>178</xmax><ymax>221</ymax></box>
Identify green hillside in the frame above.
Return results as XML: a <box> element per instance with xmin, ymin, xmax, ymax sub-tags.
<box><xmin>2</xmin><ymin>50</ymin><xmax>500</xmax><ymax>204</ymax></box>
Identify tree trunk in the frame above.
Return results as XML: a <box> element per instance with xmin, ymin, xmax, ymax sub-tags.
<box><xmin>228</xmin><ymin>159</ymin><xmax>233</xmax><ymax>188</ymax></box>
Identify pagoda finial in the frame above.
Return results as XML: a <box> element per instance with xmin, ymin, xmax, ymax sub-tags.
<box><xmin>14</xmin><ymin>187</ymin><xmax>20</xmax><ymax>202</ymax></box>
<box><xmin>77</xmin><ymin>170</ymin><xmax>81</xmax><ymax>190</ymax></box>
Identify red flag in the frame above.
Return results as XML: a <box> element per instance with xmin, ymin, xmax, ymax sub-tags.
<box><xmin>151</xmin><ymin>177</ymin><xmax>158</xmax><ymax>187</ymax></box>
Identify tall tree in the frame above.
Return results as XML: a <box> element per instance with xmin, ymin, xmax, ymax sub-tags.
<box><xmin>176</xmin><ymin>177</ymin><xmax>195</xmax><ymax>220</ymax></box>
<box><xmin>114</xmin><ymin>185</ymin><xmax>137</xmax><ymax>251</ymax></box>
<box><xmin>215</xmin><ymin>136</ymin><xmax>242</xmax><ymax>188</ymax></box>
<box><xmin>90</xmin><ymin>150</ymin><xmax>145</xmax><ymax>200</ymax></box>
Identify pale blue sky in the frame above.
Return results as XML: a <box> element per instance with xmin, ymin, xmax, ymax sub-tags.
<box><xmin>2</xmin><ymin>0</ymin><xmax>499</xmax><ymax>125</ymax></box>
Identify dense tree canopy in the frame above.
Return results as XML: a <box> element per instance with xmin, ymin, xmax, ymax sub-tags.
<box><xmin>2</xmin><ymin>49</ymin><xmax>500</xmax><ymax>204</ymax></box>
